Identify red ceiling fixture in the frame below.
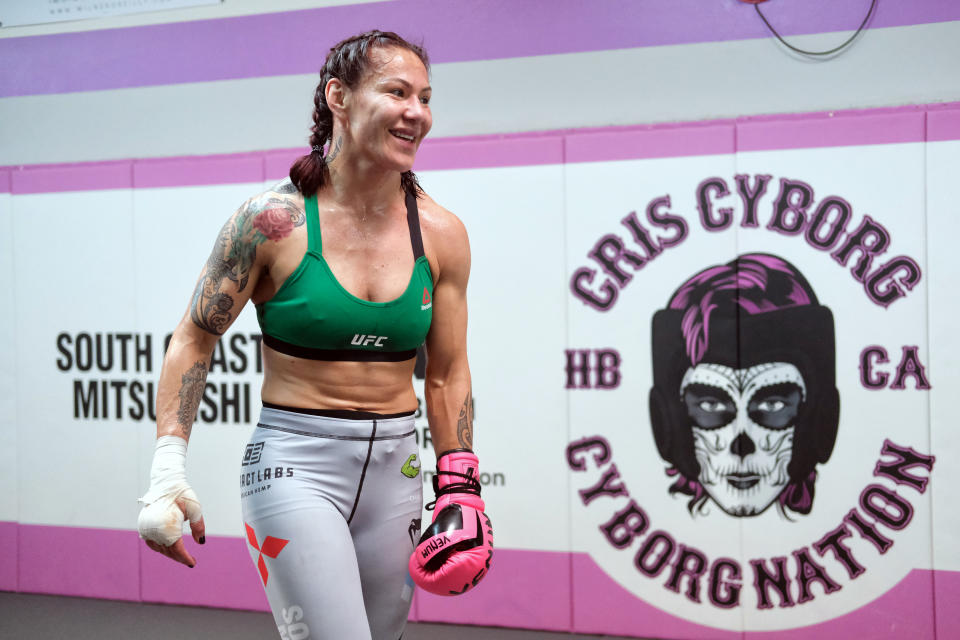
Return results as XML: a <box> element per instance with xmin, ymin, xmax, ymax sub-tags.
<box><xmin>739</xmin><ymin>0</ymin><xmax>770</xmax><ymax>4</ymax></box>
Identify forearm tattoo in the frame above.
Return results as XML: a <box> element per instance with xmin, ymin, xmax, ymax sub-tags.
<box><xmin>189</xmin><ymin>193</ymin><xmax>305</xmax><ymax>334</ymax></box>
<box><xmin>176</xmin><ymin>361</ymin><xmax>208</xmax><ymax>438</ymax></box>
<box><xmin>457</xmin><ymin>390</ymin><xmax>474</xmax><ymax>449</ymax></box>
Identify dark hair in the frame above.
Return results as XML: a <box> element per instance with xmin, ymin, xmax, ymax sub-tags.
<box><xmin>289</xmin><ymin>30</ymin><xmax>430</xmax><ymax>198</ymax></box>
<box><xmin>668</xmin><ymin>253</ymin><xmax>814</xmax><ymax>365</ymax></box>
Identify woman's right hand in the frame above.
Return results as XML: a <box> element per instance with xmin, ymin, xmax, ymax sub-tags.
<box><xmin>137</xmin><ymin>436</ymin><xmax>206</xmax><ymax>567</ymax></box>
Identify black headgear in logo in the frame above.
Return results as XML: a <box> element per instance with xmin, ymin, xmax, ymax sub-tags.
<box><xmin>648</xmin><ymin>253</ymin><xmax>840</xmax><ymax>516</ymax></box>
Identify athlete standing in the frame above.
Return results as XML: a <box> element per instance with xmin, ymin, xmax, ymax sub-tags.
<box><xmin>137</xmin><ymin>30</ymin><xmax>493</xmax><ymax>639</ymax></box>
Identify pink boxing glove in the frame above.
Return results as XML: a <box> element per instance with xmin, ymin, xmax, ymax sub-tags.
<box><xmin>409</xmin><ymin>449</ymin><xmax>494</xmax><ymax>596</ymax></box>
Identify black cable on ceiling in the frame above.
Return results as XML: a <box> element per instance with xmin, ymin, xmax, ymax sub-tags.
<box><xmin>755</xmin><ymin>0</ymin><xmax>878</xmax><ymax>57</ymax></box>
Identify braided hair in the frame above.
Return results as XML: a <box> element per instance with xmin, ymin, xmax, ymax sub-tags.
<box><xmin>289</xmin><ymin>30</ymin><xmax>429</xmax><ymax>198</ymax></box>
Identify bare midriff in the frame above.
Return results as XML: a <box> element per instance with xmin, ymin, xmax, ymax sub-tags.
<box><xmin>260</xmin><ymin>346</ymin><xmax>418</xmax><ymax>414</ymax></box>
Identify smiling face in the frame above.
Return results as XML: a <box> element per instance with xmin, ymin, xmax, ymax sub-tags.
<box><xmin>337</xmin><ymin>46</ymin><xmax>432</xmax><ymax>174</ymax></box>
<box><xmin>681</xmin><ymin>362</ymin><xmax>805</xmax><ymax>517</ymax></box>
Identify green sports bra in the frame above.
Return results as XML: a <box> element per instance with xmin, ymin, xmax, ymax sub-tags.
<box><xmin>256</xmin><ymin>190</ymin><xmax>434</xmax><ymax>362</ymax></box>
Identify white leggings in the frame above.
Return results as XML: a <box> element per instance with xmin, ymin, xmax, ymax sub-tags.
<box><xmin>240</xmin><ymin>406</ymin><xmax>422</xmax><ymax>640</ymax></box>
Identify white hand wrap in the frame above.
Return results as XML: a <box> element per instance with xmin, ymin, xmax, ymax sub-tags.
<box><xmin>137</xmin><ymin>436</ymin><xmax>202</xmax><ymax>546</ymax></box>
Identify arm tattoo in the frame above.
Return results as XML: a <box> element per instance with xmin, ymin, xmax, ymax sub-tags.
<box><xmin>274</xmin><ymin>179</ymin><xmax>298</xmax><ymax>195</ymax></box>
<box><xmin>176</xmin><ymin>361</ymin><xmax>208</xmax><ymax>438</ymax></box>
<box><xmin>189</xmin><ymin>194</ymin><xmax>305</xmax><ymax>335</ymax></box>
<box><xmin>325</xmin><ymin>136</ymin><xmax>343</xmax><ymax>163</ymax></box>
<box><xmin>457</xmin><ymin>390</ymin><xmax>474</xmax><ymax>449</ymax></box>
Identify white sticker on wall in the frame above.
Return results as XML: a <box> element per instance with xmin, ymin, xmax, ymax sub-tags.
<box><xmin>1</xmin><ymin>0</ymin><xmax>220</xmax><ymax>28</ymax></box>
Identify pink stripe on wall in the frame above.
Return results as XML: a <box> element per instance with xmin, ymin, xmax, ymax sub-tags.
<box><xmin>17</xmin><ymin>524</ymin><xmax>140</xmax><ymax>601</ymax></box>
<box><xmin>745</xmin><ymin>570</ymin><xmax>935</xmax><ymax>639</ymax></box>
<box><xmin>415</xmin><ymin>548</ymin><xmax>572</xmax><ymax>632</ymax></box>
<box><xmin>566</xmin><ymin>123</ymin><xmax>735</xmax><ymax>163</ymax></box>
<box><xmin>265</xmin><ymin>137</ymin><xmax>569</xmax><ymax>180</ymax></box>
<box><xmin>11</xmin><ymin>161</ymin><xmax>133</xmax><ymax>194</ymax></box>
<box><xmin>0</xmin><ymin>169</ymin><xmax>11</xmax><ymax>194</ymax></box>
<box><xmin>139</xmin><ymin>534</ymin><xmax>269</xmax><ymax>611</ymax></box>
<box><xmin>928</xmin><ymin>108</ymin><xmax>960</xmax><ymax>141</ymax></box>
<box><xmin>4</xmin><ymin>102</ymin><xmax>959</xmax><ymax>193</ymax></box>
<box><xmin>133</xmin><ymin>153</ymin><xmax>265</xmax><ymax>188</ymax></box>
<box><xmin>571</xmin><ymin>553</ymin><xmax>741</xmax><ymax>640</ymax></box>
<box><xmin>935</xmin><ymin>570</ymin><xmax>960</xmax><ymax>640</ymax></box>
<box><xmin>0</xmin><ymin>522</ymin><xmax>17</xmax><ymax>591</ymax></box>
<box><xmin>4</xmin><ymin>0</ymin><xmax>960</xmax><ymax>98</ymax></box>
<box><xmin>415</xmin><ymin>135</ymin><xmax>564</xmax><ymax>171</ymax></box>
<box><xmin>3</xmin><ymin>523</ymin><xmax>957</xmax><ymax>639</ymax></box>
<box><xmin>572</xmin><ymin>553</ymin><xmax>939</xmax><ymax>640</ymax></box>
<box><xmin>737</xmin><ymin>111</ymin><xmax>926</xmax><ymax>152</ymax></box>
<box><xmin>265</xmin><ymin>149</ymin><xmax>306</xmax><ymax>181</ymax></box>
<box><xmin>9</xmin><ymin>524</ymin><xmax>269</xmax><ymax>611</ymax></box>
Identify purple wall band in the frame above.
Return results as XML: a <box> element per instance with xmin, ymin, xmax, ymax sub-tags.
<box><xmin>571</xmin><ymin>553</ymin><xmax>741</xmax><ymax>639</ymax></box>
<box><xmin>4</xmin><ymin>522</ymin><xmax>957</xmax><ymax>638</ymax></box>
<box><xmin>3</xmin><ymin>0</ymin><xmax>960</xmax><ymax>98</ymax></box>
<box><xmin>18</xmin><ymin>524</ymin><xmax>140</xmax><ymax>601</ymax></box>
<box><xmin>0</xmin><ymin>521</ymin><xmax>16</xmax><ymax>591</ymax></box>
<box><xmin>737</xmin><ymin>111</ymin><xmax>926</xmax><ymax>152</ymax></box>
<box><xmin>929</xmin><ymin>108</ymin><xmax>960</xmax><ymax>142</ymax></box>
<box><xmin>265</xmin><ymin>149</ymin><xmax>306</xmax><ymax>182</ymax></box>
<box><xmin>5</xmin><ymin>102</ymin><xmax>958</xmax><ymax>194</ymax></box>
<box><xmin>567</xmin><ymin>123</ymin><xmax>735</xmax><ymax>163</ymax></box>
<box><xmin>415</xmin><ymin>134</ymin><xmax>565</xmax><ymax>170</ymax></box>
<box><xmin>11</xmin><ymin>160</ymin><xmax>133</xmax><ymax>194</ymax></box>
<box><xmin>133</xmin><ymin>153</ymin><xmax>265</xmax><ymax>188</ymax></box>
<box><xmin>139</xmin><ymin>534</ymin><xmax>270</xmax><ymax>611</ymax></box>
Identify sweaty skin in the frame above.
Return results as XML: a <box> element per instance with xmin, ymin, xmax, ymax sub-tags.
<box><xmin>148</xmin><ymin>44</ymin><xmax>472</xmax><ymax>569</ymax></box>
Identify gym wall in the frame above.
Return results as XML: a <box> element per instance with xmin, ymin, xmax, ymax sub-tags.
<box><xmin>2</xmin><ymin>2</ymin><xmax>959</xmax><ymax>638</ymax></box>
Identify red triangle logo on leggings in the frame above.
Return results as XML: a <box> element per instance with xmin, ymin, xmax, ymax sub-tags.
<box><xmin>245</xmin><ymin>522</ymin><xmax>290</xmax><ymax>585</ymax></box>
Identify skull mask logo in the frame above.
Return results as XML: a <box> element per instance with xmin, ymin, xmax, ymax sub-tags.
<box><xmin>649</xmin><ymin>254</ymin><xmax>840</xmax><ymax>518</ymax></box>
<box><xmin>682</xmin><ymin>362</ymin><xmax>805</xmax><ymax>517</ymax></box>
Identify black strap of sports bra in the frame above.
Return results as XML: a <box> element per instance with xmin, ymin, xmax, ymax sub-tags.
<box><xmin>405</xmin><ymin>189</ymin><xmax>425</xmax><ymax>260</ymax></box>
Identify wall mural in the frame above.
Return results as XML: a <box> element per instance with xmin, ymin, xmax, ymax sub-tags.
<box><xmin>564</xmin><ymin>137</ymin><xmax>944</xmax><ymax>635</ymax></box>
<box><xmin>2</xmin><ymin>107</ymin><xmax>958</xmax><ymax>639</ymax></box>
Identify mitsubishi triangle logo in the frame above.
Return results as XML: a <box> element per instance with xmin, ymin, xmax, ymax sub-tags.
<box><xmin>245</xmin><ymin>523</ymin><xmax>289</xmax><ymax>585</ymax></box>
<box><xmin>421</xmin><ymin>287</ymin><xmax>432</xmax><ymax>310</ymax></box>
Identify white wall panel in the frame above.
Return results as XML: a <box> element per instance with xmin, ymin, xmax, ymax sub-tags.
<box><xmin>927</xmin><ymin>128</ymin><xmax>960</xmax><ymax>579</ymax></box>
<box><xmin>735</xmin><ymin>137</ymin><xmax>933</xmax><ymax>631</ymax></box>
<box><xmin>0</xmin><ymin>185</ymin><xmax>17</xmax><ymax>523</ymax></box>
<box><xmin>13</xmin><ymin>187</ymin><xmax>140</xmax><ymax>528</ymax></box>
<box><xmin>565</xmin><ymin>142</ymin><xmax>743</xmax><ymax>635</ymax></box>
<box><xmin>0</xmin><ymin>0</ymin><xmax>381</xmax><ymax>37</ymax></box>
<box><xmin>132</xmin><ymin>180</ymin><xmax>267</xmax><ymax>538</ymax></box>
<box><xmin>418</xmin><ymin>156</ymin><xmax>568</xmax><ymax>551</ymax></box>
<box><xmin>926</xmin><ymin>111</ymin><xmax>960</xmax><ymax>636</ymax></box>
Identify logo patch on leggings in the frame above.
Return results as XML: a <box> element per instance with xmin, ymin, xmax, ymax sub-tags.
<box><xmin>245</xmin><ymin>523</ymin><xmax>289</xmax><ymax>586</ymax></box>
<box><xmin>279</xmin><ymin>605</ymin><xmax>310</xmax><ymax>640</ymax></box>
<box><xmin>408</xmin><ymin>518</ymin><xmax>422</xmax><ymax>545</ymax></box>
<box><xmin>242</xmin><ymin>442</ymin><xmax>264</xmax><ymax>466</ymax></box>
<box><xmin>401</xmin><ymin>453</ymin><xmax>420</xmax><ymax>478</ymax></box>
<box><xmin>241</xmin><ymin>465</ymin><xmax>294</xmax><ymax>498</ymax></box>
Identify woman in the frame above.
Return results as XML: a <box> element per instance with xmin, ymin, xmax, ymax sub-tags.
<box><xmin>137</xmin><ymin>30</ymin><xmax>492</xmax><ymax>640</ymax></box>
